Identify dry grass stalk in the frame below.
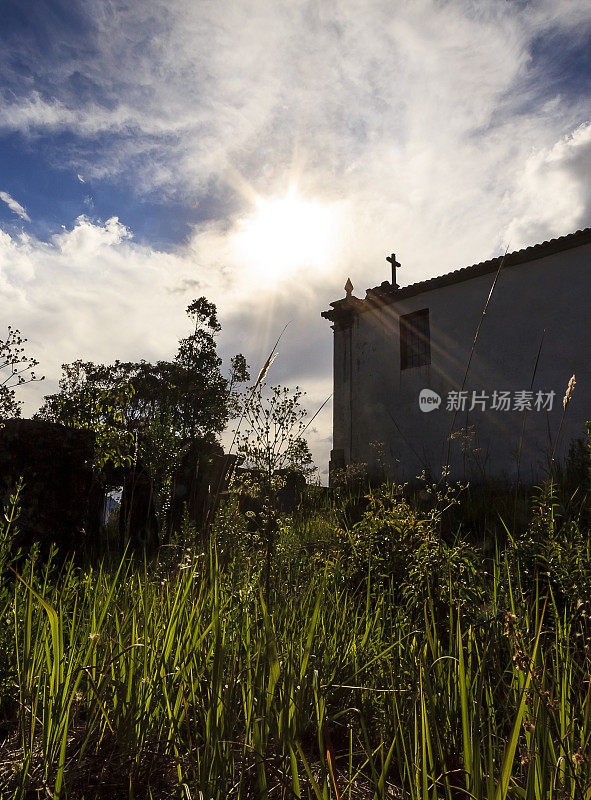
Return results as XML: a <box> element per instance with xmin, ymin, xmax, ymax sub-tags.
<box><xmin>563</xmin><ymin>374</ymin><xmax>576</xmax><ymax>409</ymax></box>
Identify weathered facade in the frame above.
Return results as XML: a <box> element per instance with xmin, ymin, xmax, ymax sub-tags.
<box><xmin>322</xmin><ymin>228</ymin><xmax>591</xmax><ymax>485</ymax></box>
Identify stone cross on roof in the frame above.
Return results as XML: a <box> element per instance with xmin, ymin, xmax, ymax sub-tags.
<box><xmin>386</xmin><ymin>253</ymin><xmax>401</xmax><ymax>288</ymax></box>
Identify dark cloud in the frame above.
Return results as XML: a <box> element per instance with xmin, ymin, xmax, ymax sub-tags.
<box><xmin>168</xmin><ymin>277</ymin><xmax>203</xmax><ymax>295</ymax></box>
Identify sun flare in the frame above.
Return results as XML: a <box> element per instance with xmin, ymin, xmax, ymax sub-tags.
<box><xmin>237</xmin><ymin>192</ymin><xmax>337</xmax><ymax>279</ymax></box>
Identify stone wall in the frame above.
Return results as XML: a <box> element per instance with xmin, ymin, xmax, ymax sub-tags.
<box><xmin>0</xmin><ymin>419</ymin><xmax>95</xmax><ymax>554</ymax></box>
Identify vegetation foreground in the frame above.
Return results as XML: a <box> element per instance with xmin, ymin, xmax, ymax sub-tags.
<box><xmin>1</xmin><ymin>479</ymin><xmax>591</xmax><ymax>800</ymax></box>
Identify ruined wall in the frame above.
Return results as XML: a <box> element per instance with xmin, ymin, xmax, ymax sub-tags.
<box><xmin>0</xmin><ymin>419</ymin><xmax>95</xmax><ymax>554</ymax></box>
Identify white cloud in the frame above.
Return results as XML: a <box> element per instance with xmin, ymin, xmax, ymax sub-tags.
<box><xmin>1</xmin><ymin>1</ymin><xmax>589</xmax><ymax>211</ymax></box>
<box><xmin>505</xmin><ymin>122</ymin><xmax>591</xmax><ymax>248</ymax></box>
<box><xmin>0</xmin><ymin>191</ymin><xmax>30</xmax><ymax>222</ymax></box>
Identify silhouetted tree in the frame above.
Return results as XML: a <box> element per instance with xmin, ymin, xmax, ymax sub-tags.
<box><xmin>39</xmin><ymin>298</ymin><xmax>244</xmax><ymax>441</ymax></box>
<box><xmin>37</xmin><ymin>298</ymin><xmax>248</xmax><ymax>509</ymax></box>
<box><xmin>0</xmin><ymin>326</ymin><xmax>44</xmax><ymax>418</ymax></box>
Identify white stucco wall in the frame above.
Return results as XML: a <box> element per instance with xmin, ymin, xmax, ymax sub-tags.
<box><xmin>330</xmin><ymin>240</ymin><xmax>591</xmax><ymax>484</ymax></box>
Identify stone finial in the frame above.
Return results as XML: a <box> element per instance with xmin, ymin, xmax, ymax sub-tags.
<box><xmin>344</xmin><ymin>277</ymin><xmax>354</xmax><ymax>297</ymax></box>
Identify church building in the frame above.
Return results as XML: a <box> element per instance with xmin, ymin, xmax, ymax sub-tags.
<box><xmin>322</xmin><ymin>228</ymin><xmax>591</xmax><ymax>485</ymax></box>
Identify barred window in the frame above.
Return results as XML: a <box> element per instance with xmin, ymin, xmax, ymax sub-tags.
<box><xmin>400</xmin><ymin>309</ymin><xmax>431</xmax><ymax>369</ymax></box>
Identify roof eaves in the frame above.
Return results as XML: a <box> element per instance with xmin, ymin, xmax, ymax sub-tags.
<box><xmin>362</xmin><ymin>226</ymin><xmax>591</xmax><ymax>310</ymax></box>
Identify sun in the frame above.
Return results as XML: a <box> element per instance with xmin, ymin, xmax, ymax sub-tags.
<box><xmin>237</xmin><ymin>191</ymin><xmax>337</xmax><ymax>279</ymax></box>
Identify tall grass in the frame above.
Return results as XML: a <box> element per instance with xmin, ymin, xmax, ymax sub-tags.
<box><xmin>1</xmin><ymin>483</ymin><xmax>591</xmax><ymax>799</ymax></box>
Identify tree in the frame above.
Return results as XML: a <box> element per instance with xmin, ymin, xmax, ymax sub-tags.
<box><xmin>37</xmin><ymin>298</ymin><xmax>247</xmax><ymax>516</ymax></box>
<box><xmin>1</xmin><ymin>326</ymin><xmax>44</xmax><ymax>418</ymax></box>
<box><xmin>37</xmin><ymin>371</ymin><xmax>136</xmax><ymax>474</ymax></box>
<box><xmin>38</xmin><ymin>297</ymin><xmax>241</xmax><ymax>439</ymax></box>
<box><xmin>234</xmin><ymin>382</ymin><xmax>316</xmax><ymax>603</ymax></box>
<box><xmin>235</xmin><ymin>383</ymin><xmax>315</xmax><ymax>479</ymax></box>
<box><xmin>171</xmin><ymin>297</ymin><xmax>231</xmax><ymax>439</ymax></box>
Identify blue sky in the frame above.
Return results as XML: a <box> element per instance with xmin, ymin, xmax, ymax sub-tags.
<box><xmin>1</xmin><ymin>0</ymin><xmax>591</xmax><ymax>477</ymax></box>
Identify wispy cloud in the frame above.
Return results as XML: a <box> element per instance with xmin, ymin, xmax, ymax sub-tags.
<box><xmin>0</xmin><ymin>1</ymin><xmax>589</xmax><ymax>253</ymax></box>
<box><xmin>0</xmin><ymin>190</ymin><xmax>30</xmax><ymax>222</ymax></box>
